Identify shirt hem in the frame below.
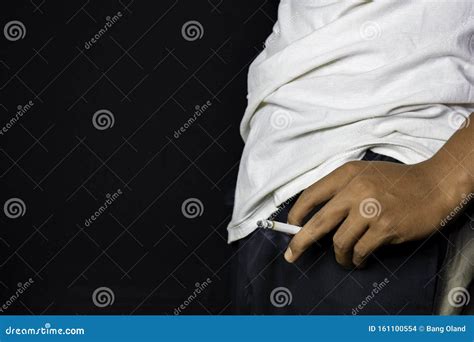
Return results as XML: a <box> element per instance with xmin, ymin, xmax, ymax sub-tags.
<box><xmin>227</xmin><ymin>139</ymin><xmax>436</xmax><ymax>243</ymax></box>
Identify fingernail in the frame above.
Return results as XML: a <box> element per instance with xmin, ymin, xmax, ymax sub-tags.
<box><xmin>284</xmin><ymin>247</ymin><xmax>294</xmax><ymax>263</ymax></box>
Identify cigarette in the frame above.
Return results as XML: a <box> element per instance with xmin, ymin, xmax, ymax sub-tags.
<box><xmin>257</xmin><ymin>219</ymin><xmax>302</xmax><ymax>235</ymax></box>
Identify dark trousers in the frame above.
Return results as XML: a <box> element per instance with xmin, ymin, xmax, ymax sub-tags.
<box><xmin>231</xmin><ymin>151</ymin><xmax>448</xmax><ymax>314</ymax></box>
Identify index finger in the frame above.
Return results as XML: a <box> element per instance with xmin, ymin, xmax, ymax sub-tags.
<box><xmin>285</xmin><ymin>199</ymin><xmax>348</xmax><ymax>263</ymax></box>
<box><xmin>287</xmin><ymin>161</ymin><xmax>360</xmax><ymax>226</ymax></box>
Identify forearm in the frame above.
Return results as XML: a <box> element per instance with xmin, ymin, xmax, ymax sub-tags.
<box><xmin>423</xmin><ymin>112</ymin><xmax>474</xmax><ymax>202</ymax></box>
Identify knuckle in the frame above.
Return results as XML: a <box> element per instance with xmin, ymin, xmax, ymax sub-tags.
<box><xmin>351</xmin><ymin>177</ymin><xmax>377</xmax><ymax>195</ymax></box>
<box><xmin>377</xmin><ymin>216</ymin><xmax>393</xmax><ymax>231</ymax></box>
<box><xmin>313</xmin><ymin>213</ymin><xmax>326</xmax><ymax>227</ymax></box>
<box><xmin>349</xmin><ymin>178</ymin><xmax>366</xmax><ymax>193</ymax></box>
<box><xmin>297</xmin><ymin>188</ymin><xmax>311</xmax><ymax>202</ymax></box>
<box><xmin>307</xmin><ymin>211</ymin><xmax>324</xmax><ymax>228</ymax></box>
<box><xmin>303</xmin><ymin>226</ymin><xmax>320</xmax><ymax>243</ymax></box>
<box><xmin>341</xmin><ymin>161</ymin><xmax>361</xmax><ymax>175</ymax></box>
<box><xmin>291</xmin><ymin>230</ymin><xmax>313</xmax><ymax>252</ymax></box>
<box><xmin>353</xmin><ymin>245</ymin><xmax>367</xmax><ymax>260</ymax></box>
<box><xmin>332</xmin><ymin>235</ymin><xmax>350</xmax><ymax>252</ymax></box>
<box><xmin>287</xmin><ymin>210</ymin><xmax>298</xmax><ymax>225</ymax></box>
<box><xmin>363</xmin><ymin>182</ymin><xmax>378</xmax><ymax>195</ymax></box>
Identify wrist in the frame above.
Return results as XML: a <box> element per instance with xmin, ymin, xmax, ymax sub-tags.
<box><xmin>420</xmin><ymin>155</ymin><xmax>473</xmax><ymax>205</ymax></box>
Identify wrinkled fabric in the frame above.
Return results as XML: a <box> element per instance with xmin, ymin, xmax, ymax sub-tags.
<box><xmin>228</xmin><ymin>0</ymin><xmax>474</xmax><ymax>242</ymax></box>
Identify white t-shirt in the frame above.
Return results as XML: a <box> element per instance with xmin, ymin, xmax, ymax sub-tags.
<box><xmin>228</xmin><ymin>0</ymin><xmax>474</xmax><ymax>243</ymax></box>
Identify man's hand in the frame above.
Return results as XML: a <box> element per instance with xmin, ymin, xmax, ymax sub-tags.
<box><xmin>285</xmin><ymin>120</ymin><xmax>474</xmax><ymax>268</ymax></box>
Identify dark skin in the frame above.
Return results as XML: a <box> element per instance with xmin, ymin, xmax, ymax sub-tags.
<box><xmin>284</xmin><ymin>113</ymin><xmax>474</xmax><ymax>268</ymax></box>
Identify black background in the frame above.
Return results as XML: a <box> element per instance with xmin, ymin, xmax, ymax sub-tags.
<box><xmin>0</xmin><ymin>0</ymin><xmax>278</xmax><ymax>314</ymax></box>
